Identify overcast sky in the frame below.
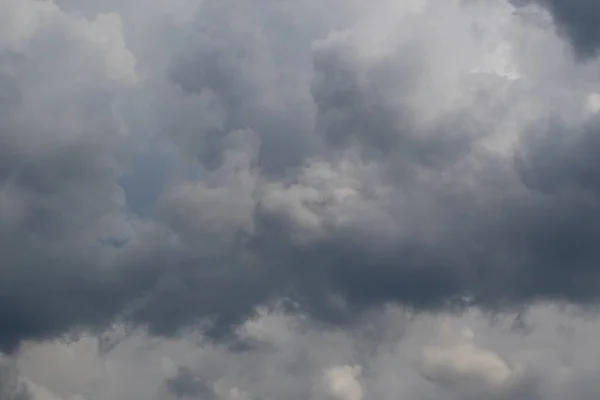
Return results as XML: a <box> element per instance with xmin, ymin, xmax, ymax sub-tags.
<box><xmin>4</xmin><ymin>0</ymin><xmax>600</xmax><ymax>399</ymax></box>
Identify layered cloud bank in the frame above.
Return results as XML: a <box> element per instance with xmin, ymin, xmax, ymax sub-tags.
<box><xmin>7</xmin><ymin>305</ymin><xmax>600</xmax><ymax>400</ymax></box>
<box><xmin>4</xmin><ymin>0</ymin><xmax>600</xmax><ymax>397</ymax></box>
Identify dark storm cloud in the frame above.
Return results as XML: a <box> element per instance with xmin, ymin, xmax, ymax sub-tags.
<box><xmin>513</xmin><ymin>0</ymin><xmax>600</xmax><ymax>59</ymax></box>
<box><xmin>144</xmin><ymin>4</ymin><xmax>600</xmax><ymax>330</ymax></box>
<box><xmin>6</xmin><ymin>0</ymin><xmax>600</xmax><ymax>356</ymax></box>
<box><xmin>0</xmin><ymin>0</ymin><xmax>164</xmax><ymax>351</ymax></box>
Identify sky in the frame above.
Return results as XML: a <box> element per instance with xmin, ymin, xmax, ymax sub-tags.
<box><xmin>3</xmin><ymin>0</ymin><xmax>600</xmax><ymax>399</ymax></box>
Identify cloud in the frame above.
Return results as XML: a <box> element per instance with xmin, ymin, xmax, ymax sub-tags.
<box><xmin>512</xmin><ymin>0</ymin><xmax>600</xmax><ymax>59</ymax></box>
<box><xmin>317</xmin><ymin>365</ymin><xmax>364</xmax><ymax>400</ymax></box>
<box><xmin>7</xmin><ymin>305</ymin><xmax>600</xmax><ymax>400</ymax></box>
<box><xmin>0</xmin><ymin>0</ymin><xmax>140</xmax><ymax>351</ymax></box>
<box><xmin>419</xmin><ymin>324</ymin><xmax>528</xmax><ymax>399</ymax></box>
<box><xmin>5</xmin><ymin>0</ymin><xmax>600</xmax><ymax>358</ymax></box>
<box><xmin>165</xmin><ymin>366</ymin><xmax>216</xmax><ymax>400</ymax></box>
<box><xmin>0</xmin><ymin>355</ymin><xmax>29</xmax><ymax>400</ymax></box>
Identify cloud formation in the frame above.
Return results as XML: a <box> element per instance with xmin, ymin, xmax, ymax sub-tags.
<box><xmin>513</xmin><ymin>0</ymin><xmax>600</xmax><ymax>58</ymax></box>
<box><xmin>0</xmin><ymin>355</ymin><xmax>29</xmax><ymax>400</ymax></box>
<box><xmin>9</xmin><ymin>305</ymin><xmax>600</xmax><ymax>400</ymax></box>
<box><xmin>4</xmin><ymin>0</ymin><xmax>600</xmax><ymax>359</ymax></box>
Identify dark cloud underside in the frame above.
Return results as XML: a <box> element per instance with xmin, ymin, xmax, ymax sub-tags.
<box><xmin>3</xmin><ymin>0</ymin><xmax>600</xmax><ymax>354</ymax></box>
<box><xmin>513</xmin><ymin>0</ymin><xmax>600</xmax><ymax>58</ymax></box>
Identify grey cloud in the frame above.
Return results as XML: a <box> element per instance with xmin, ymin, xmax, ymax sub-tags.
<box><xmin>0</xmin><ymin>356</ymin><xmax>29</xmax><ymax>400</ymax></box>
<box><xmin>6</xmin><ymin>0</ymin><xmax>600</xmax><ymax>356</ymax></box>
<box><xmin>166</xmin><ymin>366</ymin><xmax>216</xmax><ymax>400</ymax></box>
<box><xmin>13</xmin><ymin>305</ymin><xmax>600</xmax><ymax>400</ymax></box>
<box><xmin>163</xmin><ymin>0</ymin><xmax>323</xmax><ymax>175</ymax></box>
<box><xmin>513</xmin><ymin>0</ymin><xmax>600</xmax><ymax>59</ymax></box>
<box><xmin>0</xmin><ymin>0</ymin><xmax>158</xmax><ymax>351</ymax></box>
<box><xmin>152</xmin><ymin>0</ymin><xmax>600</xmax><ymax>325</ymax></box>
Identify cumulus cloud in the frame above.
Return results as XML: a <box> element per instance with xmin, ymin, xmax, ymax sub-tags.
<box><xmin>419</xmin><ymin>324</ymin><xmax>527</xmax><ymax>399</ymax></box>
<box><xmin>6</xmin><ymin>305</ymin><xmax>600</xmax><ymax>400</ymax></box>
<box><xmin>6</xmin><ymin>0</ymin><xmax>600</xmax><ymax>385</ymax></box>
